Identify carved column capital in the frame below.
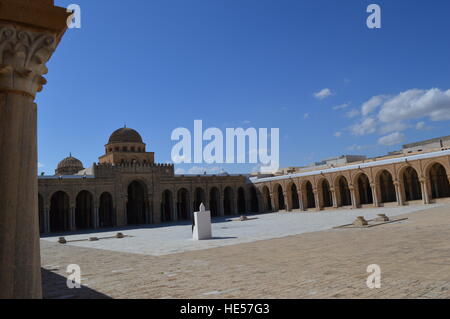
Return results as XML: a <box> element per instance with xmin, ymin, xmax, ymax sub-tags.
<box><xmin>0</xmin><ymin>23</ymin><xmax>57</xmax><ymax>98</ymax></box>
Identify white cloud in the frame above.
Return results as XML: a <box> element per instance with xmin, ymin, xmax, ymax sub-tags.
<box><xmin>361</xmin><ymin>95</ymin><xmax>386</xmax><ymax>117</ymax></box>
<box><xmin>378</xmin><ymin>132</ymin><xmax>405</xmax><ymax>146</ymax></box>
<box><xmin>303</xmin><ymin>113</ymin><xmax>310</xmax><ymax>119</ymax></box>
<box><xmin>334</xmin><ymin>131</ymin><xmax>342</xmax><ymax>138</ymax></box>
<box><xmin>347</xmin><ymin>88</ymin><xmax>450</xmax><ymax>140</ymax></box>
<box><xmin>333</xmin><ymin>103</ymin><xmax>350</xmax><ymax>111</ymax></box>
<box><xmin>351</xmin><ymin>117</ymin><xmax>377</xmax><ymax>136</ymax></box>
<box><xmin>378</xmin><ymin>88</ymin><xmax>450</xmax><ymax>123</ymax></box>
<box><xmin>416</xmin><ymin>121</ymin><xmax>426</xmax><ymax>130</ymax></box>
<box><xmin>314</xmin><ymin>88</ymin><xmax>332</xmax><ymax>100</ymax></box>
<box><xmin>345</xmin><ymin>109</ymin><xmax>360</xmax><ymax>118</ymax></box>
<box><xmin>38</xmin><ymin>162</ymin><xmax>45</xmax><ymax>168</ymax></box>
<box><xmin>378</xmin><ymin>121</ymin><xmax>410</xmax><ymax>135</ymax></box>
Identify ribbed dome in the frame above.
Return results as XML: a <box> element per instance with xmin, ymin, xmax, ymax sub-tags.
<box><xmin>108</xmin><ymin>127</ymin><xmax>143</xmax><ymax>144</ymax></box>
<box><xmin>56</xmin><ymin>156</ymin><xmax>84</xmax><ymax>175</ymax></box>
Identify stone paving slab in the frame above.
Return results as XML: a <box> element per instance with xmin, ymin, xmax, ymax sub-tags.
<box><xmin>41</xmin><ymin>204</ymin><xmax>450</xmax><ymax>299</ymax></box>
<box><xmin>41</xmin><ymin>204</ymin><xmax>438</xmax><ymax>256</ymax></box>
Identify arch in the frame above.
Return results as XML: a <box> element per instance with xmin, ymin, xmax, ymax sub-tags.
<box><xmin>193</xmin><ymin>187</ymin><xmax>206</xmax><ymax>212</ymax></box>
<box><xmin>289</xmin><ymin>183</ymin><xmax>300</xmax><ymax>210</ymax></box>
<box><xmin>49</xmin><ymin>191</ymin><xmax>70</xmax><ymax>233</ymax></box>
<box><xmin>402</xmin><ymin>166</ymin><xmax>422</xmax><ymax>201</ymax></box>
<box><xmin>237</xmin><ymin>187</ymin><xmax>246</xmax><ymax>214</ymax></box>
<box><xmin>356</xmin><ymin>173</ymin><xmax>373</xmax><ymax>205</ymax></box>
<box><xmin>261</xmin><ymin>186</ymin><xmax>272</xmax><ymax>212</ymax></box>
<box><xmin>38</xmin><ymin>194</ymin><xmax>45</xmax><ymax>234</ymax></box>
<box><xmin>127</xmin><ymin>181</ymin><xmax>147</xmax><ymax>225</ymax></box>
<box><xmin>99</xmin><ymin>192</ymin><xmax>114</xmax><ymax>228</ymax></box>
<box><xmin>378</xmin><ymin>170</ymin><xmax>396</xmax><ymax>204</ymax></box>
<box><xmin>320</xmin><ymin>179</ymin><xmax>333</xmax><ymax>208</ymax></box>
<box><xmin>249</xmin><ymin>187</ymin><xmax>259</xmax><ymax>213</ymax></box>
<box><xmin>177</xmin><ymin>188</ymin><xmax>190</xmax><ymax>221</ymax></box>
<box><xmin>302</xmin><ymin>180</ymin><xmax>316</xmax><ymax>209</ymax></box>
<box><xmin>209</xmin><ymin>187</ymin><xmax>220</xmax><ymax>217</ymax></box>
<box><xmin>429</xmin><ymin>163</ymin><xmax>450</xmax><ymax>199</ymax></box>
<box><xmin>273</xmin><ymin>184</ymin><xmax>285</xmax><ymax>211</ymax></box>
<box><xmin>161</xmin><ymin>190</ymin><xmax>173</xmax><ymax>222</ymax></box>
<box><xmin>223</xmin><ymin>187</ymin><xmax>235</xmax><ymax>216</ymax></box>
<box><xmin>336</xmin><ymin>176</ymin><xmax>352</xmax><ymax>207</ymax></box>
<box><xmin>75</xmin><ymin>190</ymin><xmax>94</xmax><ymax>230</ymax></box>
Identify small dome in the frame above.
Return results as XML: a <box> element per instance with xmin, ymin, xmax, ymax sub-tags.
<box><xmin>56</xmin><ymin>155</ymin><xmax>84</xmax><ymax>175</ymax></box>
<box><xmin>108</xmin><ymin>127</ymin><xmax>143</xmax><ymax>144</ymax></box>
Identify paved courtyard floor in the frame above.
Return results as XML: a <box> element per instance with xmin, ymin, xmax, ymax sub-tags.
<box><xmin>42</xmin><ymin>204</ymin><xmax>437</xmax><ymax>256</ymax></box>
<box><xmin>41</xmin><ymin>204</ymin><xmax>450</xmax><ymax>299</ymax></box>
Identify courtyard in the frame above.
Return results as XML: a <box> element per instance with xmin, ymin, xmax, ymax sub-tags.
<box><xmin>41</xmin><ymin>204</ymin><xmax>450</xmax><ymax>299</ymax></box>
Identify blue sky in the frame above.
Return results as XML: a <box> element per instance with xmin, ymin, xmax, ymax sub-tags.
<box><xmin>38</xmin><ymin>0</ymin><xmax>450</xmax><ymax>175</ymax></box>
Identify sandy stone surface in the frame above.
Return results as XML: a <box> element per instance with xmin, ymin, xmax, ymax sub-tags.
<box><xmin>41</xmin><ymin>204</ymin><xmax>450</xmax><ymax>299</ymax></box>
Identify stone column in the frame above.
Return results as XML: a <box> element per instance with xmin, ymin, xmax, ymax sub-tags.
<box><xmin>269</xmin><ymin>192</ymin><xmax>276</xmax><ymax>212</ymax></box>
<box><xmin>371</xmin><ymin>183</ymin><xmax>380</xmax><ymax>207</ymax></box>
<box><xmin>93</xmin><ymin>206</ymin><xmax>100</xmax><ymax>229</ymax></box>
<box><xmin>283</xmin><ymin>192</ymin><xmax>290</xmax><ymax>212</ymax></box>
<box><xmin>420</xmin><ymin>179</ymin><xmax>430</xmax><ymax>205</ymax></box>
<box><xmin>0</xmin><ymin>0</ymin><xmax>69</xmax><ymax>299</ymax></box>
<box><xmin>173</xmin><ymin>201</ymin><xmax>178</xmax><ymax>222</ymax></box>
<box><xmin>330</xmin><ymin>188</ymin><xmax>338</xmax><ymax>208</ymax></box>
<box><xmin>219</xmin><ymin>194</ymin><xmax>225</xmax><ymax>216</ymax></box>
<box><xmin>394</xmin><ymin>182</ymin><xmax>404</xmax><ymax>206</ymax></box>
<box><xmin>69</xmin><ymin>205</ymin><xmax>76</xmax><ymax>231</ymax></box>
<box><xmin>313</xmin><ymin>189</ymin><xmax>321</xmax><ymax>212</ymax></box>
<box><xmin>297</xmin><ymin>191</ymin><xmax>305</xmax><ymax>211</ymax></box>
<box><xmin>349</xmin><ymin>186</ymin><xmax>358</xmax><ymax>209</ymax></box>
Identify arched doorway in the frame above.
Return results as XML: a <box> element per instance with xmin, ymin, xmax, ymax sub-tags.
<box><xmin>49</xmin><ymin>191</ymin><xmax>70</xmax><ymax>233</ymax></box>
<box><xmin>99</xmin><ymin>192</ymin><xmax>114</xmax><ymax>228</ymax></box>
<box><xmin>262</xmin><ymin>186</ymin><xmax>272</xmax><ymax>212</ymax></box>
<box><xmin>274</xmin><ymin>184</ymin><xmax>285</xmax><ymax>211</ymax></box>
<box><xmin>161</xmin><ymin>190</ymin><xmax>173</xmax><ymax>222</ymax></box>
<box><xmin>38</xmin><ymin>194</ymin><xmax>45</xmax><ymax>234</ymax></box>
<box><xmin>75</xmin><ymin>191</ymin><xmax>94</xmax><ymax>230</ymax></box>
<box><xmin>402</xmin><ymin>167</ymin><xmax>422</xmax><ymax>201</ymax></box>
<box><xmin>177</xmin><ymin>188</ymin><xmax>190</xmax><ymax>220</ymax></box>
<box><xmin>304</xmin><ymin>181</ymin><xmax>316</xmax><ymax>209</ymax></box>
<box><xmin>237</xmin><ymin>187</ymin><xmax>246</xmax><ymax>214</ymax></box>
<box><xmin>290</xmin><ymin>183</ymin><xmax>300</xmax><ymax>210</ymax></box>
<box><xmin>320</xmin><ymin>179</ymin><xmax>333</xmax><ymax>208</ymax></box>
<box><xmin>209</xmin><ymin>187</ymin><xmax>220</xmax><ymax>217</ymax></box>
<box><xmin>337</xmin><ymin>176</ymin><xmax>352</xmax><ymax>206</ymax></box>
<box><xmin>379</xmin><ymin>170</ymin><xmax>396</xmax><ymax>203</ymax></box>
<box><xmin>223</xmin><ymin>187</ymin><xmax>235</xmax><ymax>216</ymax></box>
<box><xmin>193</xmin><ymin>188</ymin><xmax>206</xmax><ymax>212</ymax></box>
<box><xmin>127</xmin><ymin>181</ymin><xmax>147</xmax><ymax>225</ymax></box>
<box><xmin>429</xmin><ymin>163</ymin><xmax>450</xmax><ymax>199</ymax></box>
<box><xmin>357</xmin><ymin>174</ymin><xmax>373</xmax><ymax>205</ymax></box>
<box><xmin>250</xmin><ymin>187</ymin><xmax>259</xmax><ymax>213</ymax></box>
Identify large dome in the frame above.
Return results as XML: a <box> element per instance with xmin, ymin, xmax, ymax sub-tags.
<box><xmin>56</xmin><ymin>155</ymin><xmax>84</xmax><ymax>175</ymax></box>
<box><xmin>108</xmin><ymin>127</ymin><xmax>143</xmax><ymax>144</ymax></box>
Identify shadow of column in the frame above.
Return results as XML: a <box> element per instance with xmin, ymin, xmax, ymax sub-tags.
<box><xmin>42</xmin><ymin>269</ymin><xmax>112</xmax><ymax>299</ymax></box>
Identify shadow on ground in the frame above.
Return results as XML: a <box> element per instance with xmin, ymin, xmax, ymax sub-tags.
<box><xmin>42</xmin><ymin>268</ymin><xmax>112</xmax><ymax>299</ymax></box>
